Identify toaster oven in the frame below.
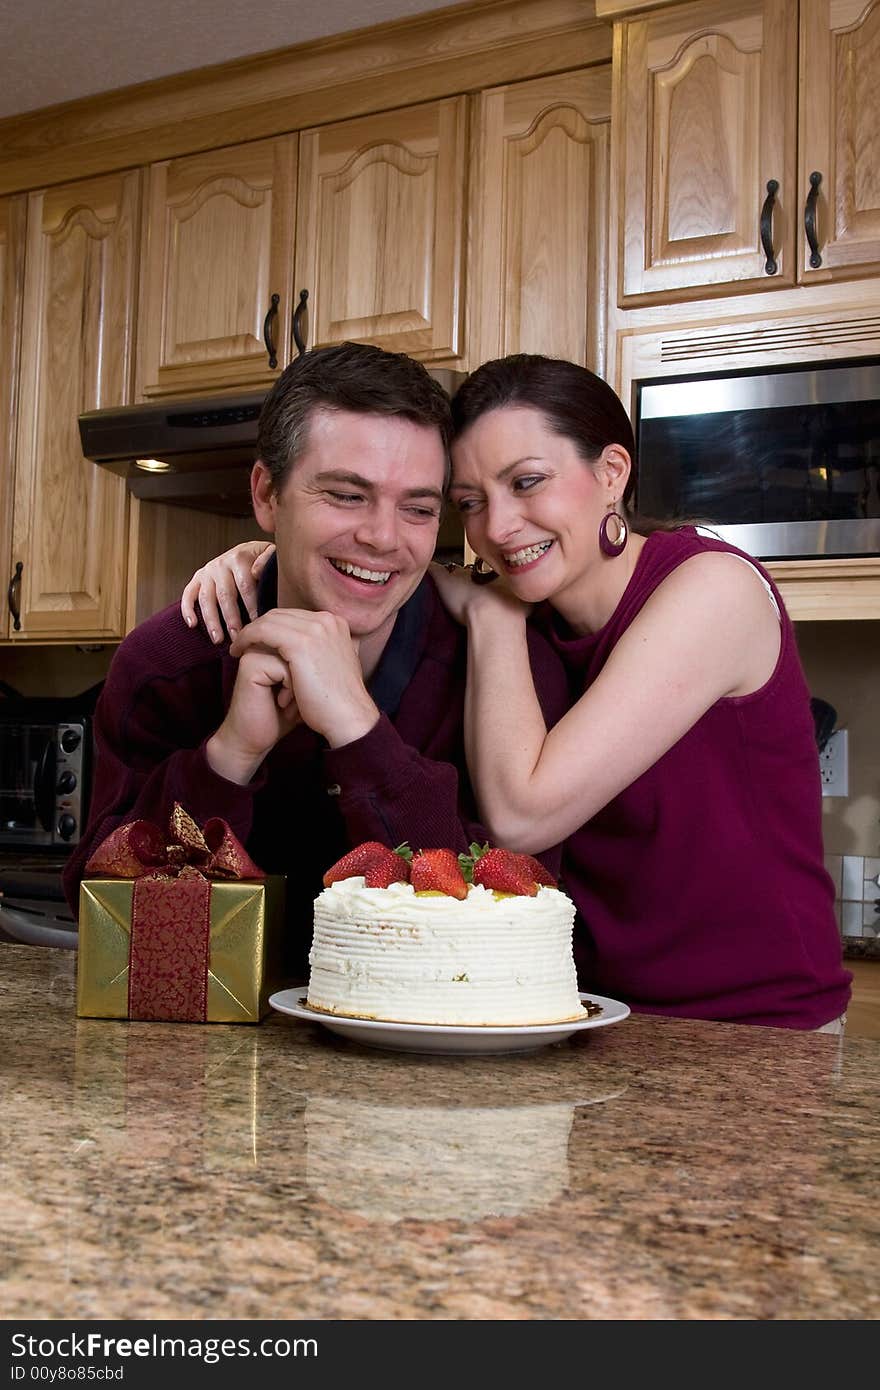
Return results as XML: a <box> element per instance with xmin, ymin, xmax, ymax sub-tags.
<box><xmin>0</xmin><ymin>706</ymin><xmax>90</xmax><ymax>851</ymax></box>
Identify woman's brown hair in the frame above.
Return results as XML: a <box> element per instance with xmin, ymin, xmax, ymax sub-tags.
<box><xmin>451</xmin><ymin>354</ymin><xmax>683</xmax><ymax>535</ymax></box>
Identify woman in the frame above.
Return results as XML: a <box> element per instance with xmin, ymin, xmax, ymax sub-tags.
<box><xmin>183</xmin><ymin>355</ymin><xmax>850</xmax><ymax>1030</ymax></box>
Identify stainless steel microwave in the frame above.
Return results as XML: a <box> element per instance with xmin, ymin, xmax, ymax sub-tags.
<box><xmin>634</xmin><ymin>358</ymin><xmax>880</xmax><ymax>559</ymax></box>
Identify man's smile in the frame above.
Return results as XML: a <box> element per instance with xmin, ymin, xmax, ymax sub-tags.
<box><xmin>327</xmin><ymin>557</ymin><xmax>395</xmax><ymax>586</ymax></box>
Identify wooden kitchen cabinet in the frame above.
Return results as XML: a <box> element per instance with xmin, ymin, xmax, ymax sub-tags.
<box><xmin>847</xmin><ymin>959</ymin><xmax>880</xmax><ymax>1040</ymax></box>
<box><xmin>138</xmin><ymin>98</ymin><xmax>468</xmax><ymax>392</ymax></box>
<box><xmin>616</xmin><ymin>0</ymin><xmax>880</xmax><ymax>306</ymax></box>
<box><xmin>0</xmin><ymin>196</ymin><xmax>25</xmax><ymax>635</ymax></box>
<box><xmin>138</xmin><ymin>136</ymin><xmax>298</xmax><ymax>399</ymax></box>
<box><xmin>798</xmin><ymin>0</ymin><xmax>880</xmax><ymax>283</ymax></box>
<box><xmin>469</xmin><ymin>67</ymin><xmax>611</xmax><ymax>371</ymax></box>
<box><xmin>7</xmin><ymin>172</ymin><xmax>138</xmax><ymax>641</ymax></box>
<box><xmin>616</xmin><ymin>0</ymin><xmax>798</xmax><ymax>304</ymax></box>
<box><xmin>294</xmin><ymin>98</ymin><xmax>468</xmax><ymax>362</ymax></box>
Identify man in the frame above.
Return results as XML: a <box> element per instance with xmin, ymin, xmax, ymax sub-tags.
<box><xmin>64</xmin><ymin>343</ymin><xmax>568</xmax><ymax>976</ymax></box>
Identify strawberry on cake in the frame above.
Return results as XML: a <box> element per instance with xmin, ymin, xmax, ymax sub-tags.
<box><xmin>307</xmin><ymin>841</ymin><xmax>587</xmax><ymax>1026</ymax></box>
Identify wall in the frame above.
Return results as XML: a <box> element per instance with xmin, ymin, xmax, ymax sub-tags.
<box><xmin>0</xmin><ymin>644</ymin><xmax>116</xmax><ymax>699</ymax></box>
<box><xmin>795</xmin><ymin>621</ymin><xmax>880</xmax><ymax>859</ymax></box>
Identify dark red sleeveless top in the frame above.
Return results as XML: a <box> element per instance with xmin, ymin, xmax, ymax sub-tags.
<box><xmin>538</xmin><ymin>527</ymin><xmax>851</xmax><ymax>1028</ymax></box>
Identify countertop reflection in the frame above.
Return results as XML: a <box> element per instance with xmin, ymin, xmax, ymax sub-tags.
<box><xmin>2</xmin><ymin>946</ymin><xmax>878</xmax><ymax>1320</ymax></box>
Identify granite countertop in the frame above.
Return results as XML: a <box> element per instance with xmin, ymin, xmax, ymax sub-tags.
<box><xmin>3</xmin><ymin>946</ymin><xmax>878</xmax><ymax>1321</ymax></box>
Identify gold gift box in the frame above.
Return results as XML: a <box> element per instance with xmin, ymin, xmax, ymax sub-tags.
<box><xmin>76</xmin><ymin>876</ymin><xmax>286</xmax><ymax>1023</ymax></box>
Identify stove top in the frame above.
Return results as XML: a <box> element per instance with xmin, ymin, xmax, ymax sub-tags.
<box><xmin>0</xmin><ymin>855</ymin><xmax>75</xmax><ymax>947</ymax></box>
<box><xmin>0</xmin><ymin>851</ymin><xmax>71</xmax><ymax>872</ymax></box>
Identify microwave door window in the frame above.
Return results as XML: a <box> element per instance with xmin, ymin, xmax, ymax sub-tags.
<box><xmin>0</xmin><ymin>727</ymin><xmax>32</xmax><ymax>831</ymax></box>
<box><xmin>638</xmin><ymin>399</ymin><xmax>880</xmax><ymax>527</ymax></box>
<box><xmin>0</xmin><ymin>725</ymin><xmax>54</xmax><ymax>834</ymax></box>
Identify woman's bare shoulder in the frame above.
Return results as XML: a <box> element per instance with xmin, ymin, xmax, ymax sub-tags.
<box><xmin>649</xmin><ymin>546</ymin><xmax>775</xmax><ymax>613</ymax></box>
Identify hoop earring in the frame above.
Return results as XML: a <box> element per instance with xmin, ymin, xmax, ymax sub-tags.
<box><xmin>598</xmin><ymin>509</ymin><xmax>628</xmax><ymax>557</ymax></box>
<box><xmin>470</xmin><ymin>557</ymin><xmax>500</xmax><ymax>585</ymax></box>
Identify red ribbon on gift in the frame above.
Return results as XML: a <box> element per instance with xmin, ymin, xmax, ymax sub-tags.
<box><xmin>85</xmin><ymin>803</ymin><xmax>264</xmax><ymax>1023</ymax></box>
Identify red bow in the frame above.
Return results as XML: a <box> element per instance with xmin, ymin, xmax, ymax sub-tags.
<box><xmin>84</xmin><ymin>802</ymin><xmax>264</xmax><ymax>882</ymax></box>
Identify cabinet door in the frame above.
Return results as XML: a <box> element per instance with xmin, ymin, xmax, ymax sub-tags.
<box><xmin>138</xmin><ymin>136</ymin><xmax>297</xmax><ymax>398</ymax></box>
<box><xmin>0</xmin><ymin>198</ymin><xmax>25</xmax><ymax>639</ymax></box>
<box><xmin>11</xmin><ymin>173</ymin><xmax>138</xmax><ymax>640</ymax></box>
<box><xmin>617</xmin><ymin>0</ymin><xmax>798</xmax><ymax>304</ymax></box>
<box><xmin>799</xmin><ymin>0</ymin><xmax>880</xmax><ymax>281</ymax></box>
<box><xmin>470</xmin><ymin>68</ymin><xmax>611</xmax><ymax>371</ymax></box>
<box><xmin>294</xmin><ymin>98</ymin><xmax>467</xmax><ymax>361</ymax></box>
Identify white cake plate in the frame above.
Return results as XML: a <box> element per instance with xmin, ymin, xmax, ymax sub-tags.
<box><xmin>268</xmin><ymin>988</ymin><xmax>630</xmax><ymax>1055</ymax></box>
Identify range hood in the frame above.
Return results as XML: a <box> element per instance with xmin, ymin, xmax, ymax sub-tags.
<box><xmin>79</xmin><ymin>368</ymin><xmax>467</xmax><ymax>517</ymax></box>
<box><xmin>80</xmin><ymin>390</ymin><xmax>264</xmax><ymax>515</ymax></box>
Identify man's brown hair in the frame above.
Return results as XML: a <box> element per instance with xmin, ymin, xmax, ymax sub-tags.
<box><xmin>258</xmin><ymin>341</ymin><xmax>453</xmax><ymax>492</ymax></box>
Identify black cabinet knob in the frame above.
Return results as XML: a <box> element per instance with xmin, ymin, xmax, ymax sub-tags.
<box><xmin>57</xmin><ymin>771</ymin><xmax>77</xmax><ymax>794</ymax></box>
<box><xmin>60</xmin><ymin>729</ymin><xmax>81</xmax><ymax>752</ymax></box>
<box><xmin>57</xmin><ymin>814</ymin><xmax>77</xmax><ymax>841</ymax></box>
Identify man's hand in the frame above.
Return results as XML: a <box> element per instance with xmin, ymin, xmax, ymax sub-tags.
<box><xmin>206</xmin><ymin>639</ymin><xmax>302</xmax><ymax>785</ymax></box>
<box><xmin>230</xmin><ymin>609</ymin><xmax>380</xmax><ymax>749</ymax></box>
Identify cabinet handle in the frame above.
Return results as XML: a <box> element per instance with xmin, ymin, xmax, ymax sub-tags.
<box><xmin>760</xmin><ymin>179</ymin><xmax>779</xmax><ymax>275</ymax></box>
<box><xmin>292</xmin><ymin>288</ymin><xmax>309</xmax><ymax>357</ymax></box>
<box><xmin>7</xmin><ymin>561</ymin><xmax>22</xmax><ymax>632</ymax></box>
<box><xmin>262</xmin><ymin>293</ymin><xmax>280</xmax><ymax>369</ymax></box>
<box><xmin>805</xmin><ymin>171</ymin><xmax>823</xmax><ymax>268</ymax></box>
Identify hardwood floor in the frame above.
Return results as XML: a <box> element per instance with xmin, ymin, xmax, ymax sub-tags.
<box><xmin>846</xmin><ymin>960</ymin><xmax>880</xmax><ymax>1040</ymax></box>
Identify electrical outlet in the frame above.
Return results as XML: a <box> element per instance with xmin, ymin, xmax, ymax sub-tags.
<box><xmin>820</xmin><ymin>728</ymin><xmax>849</xmax><ymax>797</ymax></box>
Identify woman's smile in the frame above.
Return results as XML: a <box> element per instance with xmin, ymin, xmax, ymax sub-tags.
<box><xmin>501</xmin><ymin>539</ymin><xmax>555</xmax><ymax>572</ymax></box>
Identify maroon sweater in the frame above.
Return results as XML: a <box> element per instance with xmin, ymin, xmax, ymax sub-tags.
<box><xmin>539</xmin><ymin>528</ymin><xmax>852</xmax><ymax>1029</ymax></box>
<box><xmin>64</xmin><ymin>574</ymin><xmax>568</xmax><ymax>977</ymax></box>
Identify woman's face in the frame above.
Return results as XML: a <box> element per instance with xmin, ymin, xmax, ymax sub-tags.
<box><xmin>449</xmin><ymin>405</ymin><xmax>625</xmax><ymax>607</ymax></box>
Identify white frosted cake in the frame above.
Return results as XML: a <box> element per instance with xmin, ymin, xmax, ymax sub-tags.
<box><xmin>307</xmin><ymin>878</ymin><xmax>586</xmax><ymax>1026</ymax></box>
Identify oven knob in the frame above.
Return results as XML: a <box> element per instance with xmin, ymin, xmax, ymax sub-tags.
<box><xmin>57</xmin><ymin>771</ymin><xmax>77</xmax><ymax>794</ymax></box>
<box><xmin>58</xmin><ymin>814</ymin><xmax>77</xmax><ymax>841</ymax></box>
<box><xmin>60</xmin><ymin>728</ymin><xmax>81</xmax><ymax>752</ymax></box>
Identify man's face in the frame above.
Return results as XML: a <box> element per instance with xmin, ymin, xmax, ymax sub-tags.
<box><xmin>252</xmin><ymin>407</ymin><xmax>446</xmax><ymax>643</ymax></box>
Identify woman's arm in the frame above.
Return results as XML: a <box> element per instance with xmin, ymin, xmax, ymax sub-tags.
<box><xmin>460</xmin><ymin>552</ymin><xmax>782</xmax><ymax>853</ymax></box>
<box><xmin>181</xmin><ymin>540</ymin><xmax>275</xmax><ymax>642</ymax></box>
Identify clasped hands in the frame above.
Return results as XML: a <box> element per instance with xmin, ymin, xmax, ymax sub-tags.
<box><xmin>206</xmin><ymin>608</ymin><xmax>379</xmax><ymax>786</ymax></box>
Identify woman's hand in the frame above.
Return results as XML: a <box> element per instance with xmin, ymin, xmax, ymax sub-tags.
<box><xmin>429</xmin><ymin>561</ymin><xmax>532</xmax><ymax>626</ymax></box>
<box><xmin>181</xmin><ymin>540</ymin><xmax>275</xmax><ymax>644</ymax></box>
